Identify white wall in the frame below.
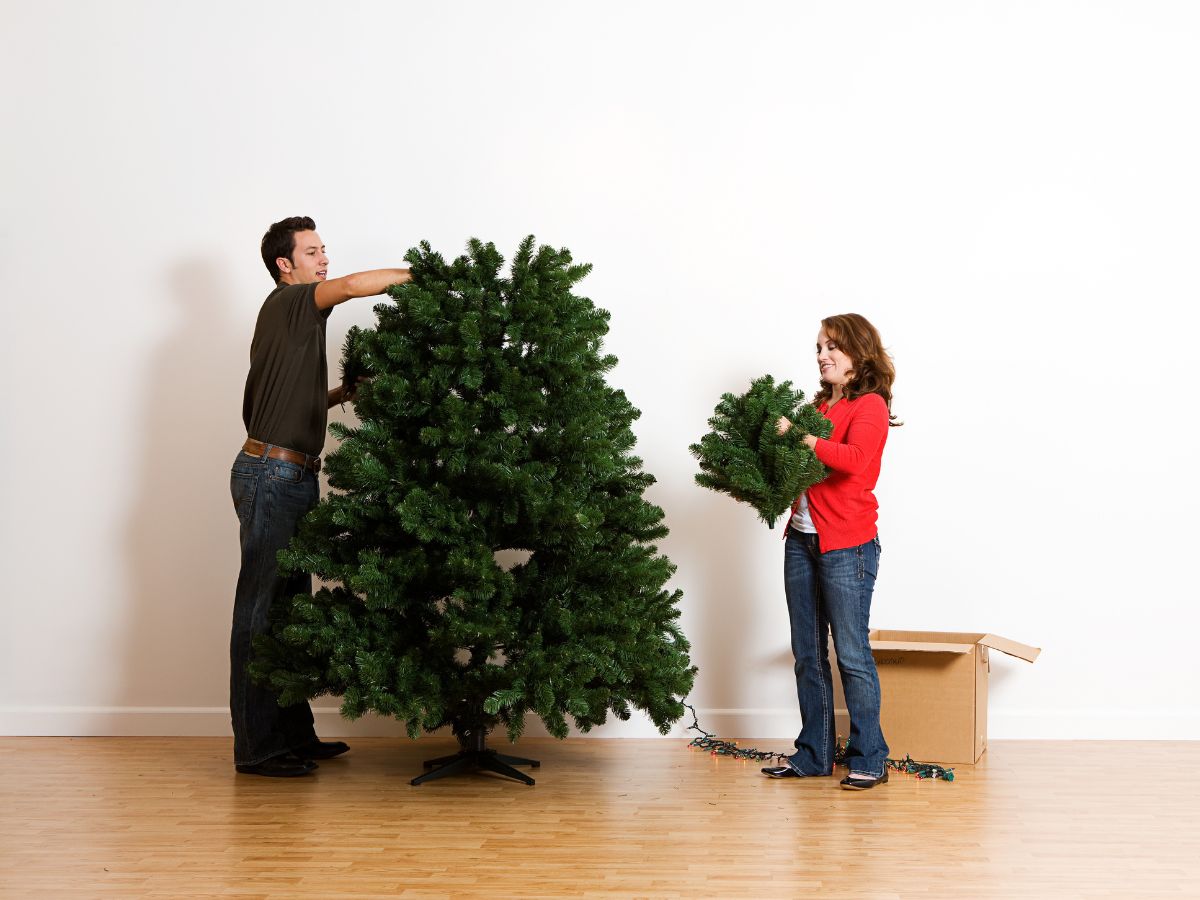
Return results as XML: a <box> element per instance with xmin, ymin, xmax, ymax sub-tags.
<box><xmin>3</xmin><ymin>1</ymin><xmax>1197</xmax><ymax>741</ymax></box>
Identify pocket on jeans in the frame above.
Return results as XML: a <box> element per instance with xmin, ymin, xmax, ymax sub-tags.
<box><xmin>230</xmin><ymin>472</ymin><xmax>256</xmax><ymax>523</ymax></box>
<box><xmin>267</xmin><ymin>460</ymin><xmax>304</xmax><ymax>483</ymax></box>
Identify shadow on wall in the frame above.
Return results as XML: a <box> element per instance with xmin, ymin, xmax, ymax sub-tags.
<box><xmin>120</xmin><ymin>259</ymin><xmax>247</xmax><ymax>722</ymax></box>
<box><xmin>656</xmin><ymin>482</ymin><xmax>764</xmax><ymax>715</ymax></box>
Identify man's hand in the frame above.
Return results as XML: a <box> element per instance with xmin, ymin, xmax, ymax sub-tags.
<box><xmin>344</xmin><ymin>375</ymin><xmax>370</xmax><ymax>401</ymax></box>
<box><xmin>328</xmin><ymin>377</ymin><xmax>370</xmax><ymax>409</ymax></box>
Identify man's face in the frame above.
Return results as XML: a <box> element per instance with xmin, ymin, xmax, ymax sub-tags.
<box><xmin>277</xmin><ymin>230</ymin><xmax>329</xmax><ymax>284</ymax></box>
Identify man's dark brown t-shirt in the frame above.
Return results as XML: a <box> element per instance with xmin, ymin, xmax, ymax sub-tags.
<box><xmin>242</xmin><ymin>282</ymin><xmax>332</xmax><ymax>457</ymax></box>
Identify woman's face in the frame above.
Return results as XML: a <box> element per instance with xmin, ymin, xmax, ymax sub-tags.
<box><xmin>817</xmin><ymin>328</ymin><xmax>854</xmax><ymax>387</ymax></box>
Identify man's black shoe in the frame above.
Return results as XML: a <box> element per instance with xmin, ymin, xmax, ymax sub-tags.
<box><xmin>297</xmin><ymin>739</ymin><xmax>350</xmax><ymax>760</ymax></box>
<box><xmin>235</xmin><ymin>752</ymin><xmax>317</xmax><ymax>777</ymax></box>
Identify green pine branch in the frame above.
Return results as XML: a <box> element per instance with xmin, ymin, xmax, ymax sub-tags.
<box><xmin>690</xmin><ymin>374</ymin><xmax>832</xmax><ymax>527</ymax></box>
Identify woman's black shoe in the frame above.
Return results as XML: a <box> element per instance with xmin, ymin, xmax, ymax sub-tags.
<box><xmin>235</xmin><ymin>752</ymin><xmax>317</xmax><ymax>777</ymax></box>
<box><xmin>761</xmin><ymin>764</ymin><xmax>807</xmax><ymax>778</ymax></box>
<box><xmin>840</xmin><ymin>769</ymin><xmax>888</xmax><ymax>790</ymax></box>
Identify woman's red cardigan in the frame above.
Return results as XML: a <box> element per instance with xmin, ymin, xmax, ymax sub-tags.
<box><xmin>790</xmin><ymin>392</ymin><xmax>890</xmax><ymax>552</ymax></box>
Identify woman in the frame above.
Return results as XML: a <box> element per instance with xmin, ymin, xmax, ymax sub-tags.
<box><xmin>762</xmin><ymin>313</ymin><xmax>900</xmax><ymax>790</ymax></box>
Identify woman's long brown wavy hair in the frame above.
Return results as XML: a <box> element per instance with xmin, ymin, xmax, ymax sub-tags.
<box><xmin>812</xmin><ymin>313</ymin><xmax>902</xmax><ymax>426</ymax></box>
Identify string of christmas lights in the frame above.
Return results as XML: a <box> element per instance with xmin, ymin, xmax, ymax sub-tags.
<box><xmin>683</xmin><ymin>703</ymin><xmax>955</xmax><ymax>781</ymax></box>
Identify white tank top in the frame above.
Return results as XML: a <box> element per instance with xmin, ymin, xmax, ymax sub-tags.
<box><xmin>790</xmin><ymin>492</ymin><xmax>817</xmax><ymax>533</ymax></box>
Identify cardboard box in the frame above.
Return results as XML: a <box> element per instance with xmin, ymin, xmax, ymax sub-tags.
<box><xmin>834</xmin><ymin>630</ymin><xmax>1040</xmax><ymax>765</ymax></box>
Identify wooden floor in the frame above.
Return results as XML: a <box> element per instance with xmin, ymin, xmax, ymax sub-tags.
<box><xmin>1</xmin><ymin>737</ymin><xmax>1197</xmax><ymax>899</ymax></box>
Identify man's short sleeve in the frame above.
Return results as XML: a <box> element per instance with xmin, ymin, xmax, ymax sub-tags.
<box><xmin>276</xmin><ymin>282</ymin><xmax>330</xmax><ymax>337</ymax></box>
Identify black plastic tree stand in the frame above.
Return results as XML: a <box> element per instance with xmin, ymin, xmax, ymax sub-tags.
<box><xmin>411</xmin><ymin>719</ymin><xmax>540</xmax><ymax>786</ymax></box>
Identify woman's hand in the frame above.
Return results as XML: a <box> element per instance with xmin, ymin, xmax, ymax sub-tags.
<box><xmin>779</xmin><ymin>415</ymin><xmax>819</xmax><ymax>450</ymax></box>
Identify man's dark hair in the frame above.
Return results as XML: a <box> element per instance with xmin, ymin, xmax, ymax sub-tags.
<box><xmin>261</xmin><ymin>216</ymin><xmax>317</xmax><ymax>283</ymax></box>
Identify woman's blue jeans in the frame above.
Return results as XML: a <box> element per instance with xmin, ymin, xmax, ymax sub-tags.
<box><xmin>783</xmin><ymin>529</ymin><xmax>888</xmax><ymax>777</ymax></box>
<box><xmin>229</xmin><ymin>449</ymin><xmax>319</xmax><ymax>766</ymax></box>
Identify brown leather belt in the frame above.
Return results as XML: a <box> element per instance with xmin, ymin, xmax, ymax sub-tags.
<box><xmin>243</xmin><ymin>437</ymin><xmax>322</xmax><ymax>474</ymax></box>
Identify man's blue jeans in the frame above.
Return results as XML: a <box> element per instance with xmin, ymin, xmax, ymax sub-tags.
<box><xmin>229</xmin><ymin>448</ymin><xmax>319</xmax><ymax>766</ymax></box>
<box><xmin>783</xmin><ymin>529</ymin><xmax>888</xmax><ymax>777</ymax></box>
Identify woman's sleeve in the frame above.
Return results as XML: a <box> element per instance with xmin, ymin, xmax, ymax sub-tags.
<box><xmin>813</xmin><ymin>394</ymin><xmax>889</xmax><ymax>475</ymax></box>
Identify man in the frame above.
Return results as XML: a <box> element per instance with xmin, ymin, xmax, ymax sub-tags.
<box><xmin>230</xmin><ymin>215</ymin><xmax>410</xmax><ymax>777</ymax></box>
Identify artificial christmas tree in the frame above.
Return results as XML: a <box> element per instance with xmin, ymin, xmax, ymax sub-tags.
<box><xmin>690</xmin><ymin>375</ymin><xmax>831</xmax><ymax>527</ymax></box>
<box><xmin>252</xmin><ymin>236</ymin><xmax>695</xmax><ymax>785</ymax></box>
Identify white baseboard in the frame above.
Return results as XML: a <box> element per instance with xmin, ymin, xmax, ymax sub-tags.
<box><xmin>0</xmin><ymin>707</ymin><xmax>423</xmax><ymax>738</ymax></box>
<box><xmin>1</xmin><ymin>706</ymin><xmax>1196</xmax><ymax>740</ymax></box>
<box><xmin>0</xmin><ymin>706</ymin><xmax>769</xmax><ymax>738</ymax></box>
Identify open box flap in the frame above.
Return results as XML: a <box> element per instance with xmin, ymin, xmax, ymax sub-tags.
<box><xmin>978</xmin><ymin>633</ymin><xmax>1041</xmax><ymax>663</ymax></box>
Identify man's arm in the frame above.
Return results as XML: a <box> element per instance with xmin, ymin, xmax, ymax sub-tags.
<box><xmin>314</xmin><ymin>268</ymin><xmax>412</xmax><ymax>310</ymax></box>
